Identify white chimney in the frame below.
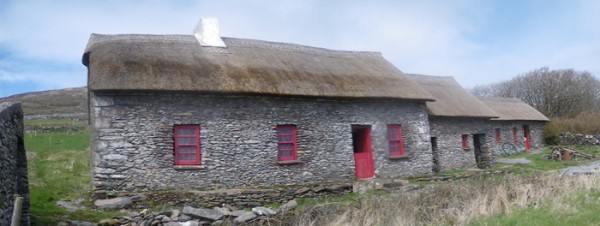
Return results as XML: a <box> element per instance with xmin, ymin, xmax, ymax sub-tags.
<box><xmin>193</xmin><ymin>17</ymin><xmax>226</xmax><ymax>47</ymax></box>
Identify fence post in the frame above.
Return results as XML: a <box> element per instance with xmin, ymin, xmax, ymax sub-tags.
<box><xmin>11</xmin><ymin>196</ymin><xmax>23</xmax><ymax>226</ymax></box>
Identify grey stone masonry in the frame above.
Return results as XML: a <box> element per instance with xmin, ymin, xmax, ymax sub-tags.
<box><xmin>90</xmin><ymin>92</ymin><xmax>433</xmax><ymax>196</ymax></box>
<box><xmin>487</xmin><ymin>121</ymin><xmax>545</xmax><ymax>155</ymax></box>
<box><xmin>0</xmin><ymin>102</ymin><xmax>30</xmax><ymax>226</ymax></box>
<box><xmin>429</xmin><ymin>117</ymin><xmax>494</xmax><ymax>172</ymax></box>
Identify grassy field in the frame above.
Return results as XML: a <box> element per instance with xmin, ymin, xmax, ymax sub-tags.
<box><xmin>24</xmin><ymin>119</ymin><xmax>600</xmax><ymax>225</ymax></box>
<box><xmin>25</xmin><ymin>119</ymin><xmax>119</xmax><ymax>224</ymax></box>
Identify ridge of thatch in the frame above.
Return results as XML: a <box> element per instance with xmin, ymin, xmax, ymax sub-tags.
<box><xmin>405</xmin><ymin>74</ymin><xmax>498</xmax><ymax>118</ymax></box>
<box><xmin>477</xmin><ymin>97</ymin><xmax>549</xmax><ymax>121</ymax></box>
<box><xmin>82</xmin><ymin>34</ymin><xmax>435</xmax><ymax>101</ymax></box>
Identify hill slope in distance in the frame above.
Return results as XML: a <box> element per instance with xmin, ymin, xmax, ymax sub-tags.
<box><xmin>0</xmin><ymin>87</ymin><xmax>88</xmax><ymax>119</ymax></box>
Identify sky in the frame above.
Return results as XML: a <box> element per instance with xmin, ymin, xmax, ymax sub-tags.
<box><xmin>1</xmin><ymin>0</ymin><xmax>599</xmax><ymax>98</ymax></box>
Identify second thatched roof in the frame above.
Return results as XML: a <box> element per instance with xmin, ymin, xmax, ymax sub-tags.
<box><xmin>406</xmin><ymin>74</ymin><xmax>498</xmax><ymax>118</ymax></box>
<box><xmin>478</xmin><ymin>97</ymin><xmax>549</xmax><ymax>121</ymax></box>
<box><xmin>82</xmin><ymin>34</ymin><xmax>434</xmax><ymax>101</ymax></box>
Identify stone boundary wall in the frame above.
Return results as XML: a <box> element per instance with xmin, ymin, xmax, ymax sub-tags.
<box><xmin>560</xmin><ymin>132</ymin><xmax>600</xmax><ymax>146</ymax></box>
<box><xmin>128</xmin><ymin>183</ymin><xmax>353</xmax><ymax>209</ymax></box>
<box><xmin>90</xmin><ymin>93</ymin><xmax>432</xmax><ymax>197</ymax></box>
<box><xmin>0</xmin><ymin>102</ymin><xmax>30</xmax><ymax>226</ymax></box>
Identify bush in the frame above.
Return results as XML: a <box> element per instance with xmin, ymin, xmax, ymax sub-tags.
<box><xmin>543</xmin><ymin>119</ymin><xmax>563</xmax><ymax>145</ymax></box>
<box><xmin>544</xmin><ymin>111</ymin><xmax>600</xmax><ymax>144</ymax></box>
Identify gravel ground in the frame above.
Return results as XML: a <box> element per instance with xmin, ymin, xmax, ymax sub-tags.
<box><xmin>562</xmin><ymin>160</ymin><xmax>600</xmax><ymax>176</ymax></box>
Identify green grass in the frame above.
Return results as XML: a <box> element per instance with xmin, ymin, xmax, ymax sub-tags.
<box><xmin>497</xmin><ymin>146</ymin><xmax>600</xmax><ymax>174</ymax></box>
<box><xmin>25</xmin><ymin>121</ymin><xmax>120</xmax><ymax>224</ymax></box>
<box><xmin>24</xmin><ymin>118</ymin><xmax>86</xmax><ymax>127</ymax></box>
<box><xmin>470</xmin><ymin>189</ymin><xmax>600</xmax><ymax>226</ymax></box>
<box><xmin>296</xmin><ymin>192</ymin><xmax>360</xmax><ymax>208</ymax></box>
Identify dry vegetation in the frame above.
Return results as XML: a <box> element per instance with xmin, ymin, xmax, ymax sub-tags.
<box><xmin>544</xmin><ymin>111</ymin><xmax>600</xmax><ymax>144</ymax></box>
<box><xmin>254</xmin><ymin>173</ymin><xmax>600</xmax><ymax>226</ymax></box>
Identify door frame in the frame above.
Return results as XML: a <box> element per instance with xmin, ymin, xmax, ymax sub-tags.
<box><xmin>523</xmin><ymin>125</ymin><xmax>531</xmax><ymax>151</ymax></box>
<box><xmin>351</xmin><ymin>125</ymin><xmax>375</xmax><ymax>179</ymax></box>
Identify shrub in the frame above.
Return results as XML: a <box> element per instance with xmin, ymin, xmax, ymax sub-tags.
<box><xmin>543</xmin><ymin>119</ymin><xmax>563</xmax><ymax>145</ymax></box>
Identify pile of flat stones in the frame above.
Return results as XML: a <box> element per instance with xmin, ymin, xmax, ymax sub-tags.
<box><xmin>560</xmin><ymin>132</ymin><xmax>600</xmax><ymax>146</ymax></box>
<box><xmin>98</xmin><ymin>200</ymin><xmax>297</xmax><ymax>226</ymax></box>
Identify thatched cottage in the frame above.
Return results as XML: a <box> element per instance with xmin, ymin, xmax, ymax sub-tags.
<box><xmin>83</xmin><ymin>18</ymin><xmax>437</xmax><ymax>197</ymax></box>
<box><xmin>478</xmin><ymin>97</ymin><xmax>549</xmax><ymax>153</ymax></box>
<box><xmin>407</xmin><ymin>74</ymin><xmax>499</xmax><ymax>171</ymax></box>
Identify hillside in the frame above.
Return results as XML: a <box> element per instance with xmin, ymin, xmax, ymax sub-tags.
<box><xmin>0</xmin><ymin>87</ymin><xmax>88</xmax><ymax>119</ymax></box>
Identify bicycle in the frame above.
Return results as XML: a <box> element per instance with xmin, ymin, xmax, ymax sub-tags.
<box><xmin>500</xmin><ymin>142</ymin><xmax>518</xmax><ymax>156</ymax></box>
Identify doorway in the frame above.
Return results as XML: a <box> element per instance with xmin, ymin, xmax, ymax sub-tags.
<box><xmin>473</xmin><ymin>134</ymin><xmax>483</xmax><ymax>168</ymax></box>
<box><xmin>352</xmin><ymin>125</ymin><xmax>374</xmax><ymax>179</ymax></box>
<box><xmin>431</xmin><ymin>137</ymin><xmax>440</xmax><ymax>172</ymax></box>
<box><xmin>523</xmin><ymin>125</ymin><xmax>531</xmax><ymax>151</ymax></box>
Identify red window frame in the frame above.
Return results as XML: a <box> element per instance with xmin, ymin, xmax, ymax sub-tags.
<box><xmin>277</xmin><ymin>125</ymin><xmax>297</xmax><ymax>162</ymax></box>
<box><xmin>387</xmin><ymin>125</ymin><xmax>405</xmax><ymax>157</ymax></box>
<box><xmin>513</xmin><ymin>127</ymin><xmax>518</xmax><ymax>143</ymax></box>
<box><xmin>462</xmin><ymin>134</ymin><xmax>469</xmax><ymax>150</ymax></box>
<box><xmin>496</xmin><ymin>128</ymin><xmax>502</xmax><ymax>143</ymax></box>
<box><xmin>174</xmin><ymin>125</ymin><xmax>201</xmax><ymax>165</ymax></box>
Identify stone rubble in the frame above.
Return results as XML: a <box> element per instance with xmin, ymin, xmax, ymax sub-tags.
<box><xmin>96</xmin><ymin>199</ymin><xmax>297</xmax><ymax>226</ymax></box>
<box><xmin>560</xmin><ymin>132</ymin><xmax>600</xmax><ymax>146</ymax></box>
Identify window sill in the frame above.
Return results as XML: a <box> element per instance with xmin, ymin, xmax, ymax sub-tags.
<box><xmin>174</xmin><ymin>165</ymin><xmax>205</xmax><ymax>170</ymax></box>
<box><xmin>277</xmin><ymin>160</ymin><xmax>301</xmax><ymax>165</ymax></box>
<box><xmin>389</xmin><ymin>155</ymin><xmax>410</xmax><ymax>160</ymax></box>
<box><xmin>462</xmin><ymin>148</ymin><xmax>471</xmax><ymax>151</ymax></box>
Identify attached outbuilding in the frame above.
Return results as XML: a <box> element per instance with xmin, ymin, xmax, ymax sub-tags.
<box><xmin>478</xmin><ymin>97</ymin><xmax>549</xmax><ymax>154</ymax></box>
<box><xmin>407</xmin><ymin>74</ymin><xmax>499</xmax><ymax>171</ymax></box>
<box><xmin>83</xmin><ymin>19</ymin><xmax>436</xmax><ymax>198</ymax></box>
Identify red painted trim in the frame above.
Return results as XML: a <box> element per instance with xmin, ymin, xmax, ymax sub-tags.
<box><xmin>461</xmin><ymin>134</ymin><xmax>469</xmax><ymax>150</ymax></box>
<box><xmin>174</xmin><ymin>125</ymin><xmax>201</xmax><ymax>165</ymax></box>
<box><xmin>523</xmin><ymin>125</ymin><xmax>531</xmax><ymax>151</ymax></box>
<box><xmin>277</xmin><ymin>125</ymin><xmax>297</xmax><ymax>161</ymax></box>
<box><xmin>352</xmin><ymin>125</ymin><xmax>374</xmax><ymax>179</ymax></box>
<box><xmin>387</xmin><ymin>125</ymin><xmax>404</xmax><ymax>157</ymax></box>
<box><xmin>496</xmin><ymin>128</ymin><xmax>502</xmax><ymax>143</ymax></box>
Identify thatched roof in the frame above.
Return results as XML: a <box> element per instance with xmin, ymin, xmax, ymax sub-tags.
<box><xmin>478</xmin><ymin>97</ymin><xmax>549</xmax><ymax>121</ymax></box>
<box><xmin>82</xmin><ymin>34</ymin><xmax>434</xmax><ymax>101</ymax></box>
<box><xmin>405</xmin><ymin>74</ymin><xmax>498</xmax><ymax>118</ymax></box>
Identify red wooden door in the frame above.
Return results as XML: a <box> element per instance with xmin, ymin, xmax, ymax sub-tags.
<box><xmin>352</xmin><ymin>126</ymin><xmax>374</xmax><ymax>179</ymax></box>
<box><xmin>523</xmin><ymin>125</ymin><xmax>531</xmax><ymax>151</ymax></box>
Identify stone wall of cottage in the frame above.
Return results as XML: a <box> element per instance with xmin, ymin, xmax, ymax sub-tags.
<box><xmin>429</xmin><ymin>117</ymin><xmax>494</xmax><ymax>172</ymax></box>
<box><xmin>90</xmin><ymin>93</ymin><xmax>433</xmax><ymax>197</ymax></box>
<box><xmin>487</xmin><ymin>121</ymin><xmax>546</xmax><ymax>155</ymax></box>
<box><xmin>0</xmin><ymin>103</ymin><xmax>30</xmax><ymax>226</ymax></box>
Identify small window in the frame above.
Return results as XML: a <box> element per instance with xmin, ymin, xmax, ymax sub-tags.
<box><xmin>174</xmin><ymin>125</ymin><xmax>201</xmax><ymax>165</ymax></box>
<box><xmin>462</xmin><ymin>134</ymin><xmax>469</xmax><ymax>150</ymax></box>
<box><xmin>387</xmin><ymin>125</ymin><xmax>405</xmax><ymax>157</ymax></box>
<box><xmin>277</xmin><ymin>125</ymin><xmax>297</xmax><ymax>162</ymax></box>
<box><xmin>496</xmin><ymin>128</ymin><xmax>502</xmax><ymax>143</ymax></box>
<box><xmin>513</xmin><ymin>127</ymin><xmax>518</xmax><ymax>143</ymax></box>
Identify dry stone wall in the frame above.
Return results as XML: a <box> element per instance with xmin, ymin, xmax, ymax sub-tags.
<box><xmin>559</xmin><ymin>132</ymin><xmax>600</xmax><ymax>146</ymax></box>
<box><xmin>0</xmin><ymin>102</ymin><xmax>30</xmax><ymax>226</ymax></box>
<box><xmin>90</xmin><ymin>93</ymin><xmax>433</xmax><ymax>198</ymax></box>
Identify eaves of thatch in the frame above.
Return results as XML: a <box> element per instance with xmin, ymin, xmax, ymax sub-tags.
<box><xmin>82</xmin><ymin>34</ymin><xmax>435</xmax><ymax>101</ymax></box>
<box><xmin>478</xmin><ymin>97</ymin><xmax>550</xmax><ymax>122</ymax></box>
<box><xmin>406</xmin><ymin>74</ymin><xmax>498</xmax><ymax>118</ymax></box>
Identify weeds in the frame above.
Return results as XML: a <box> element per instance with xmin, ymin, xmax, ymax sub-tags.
<box><xmin>266</xmin><ymin>173</ymin><xmax>600</xmax><ymax>226</ymax></box>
